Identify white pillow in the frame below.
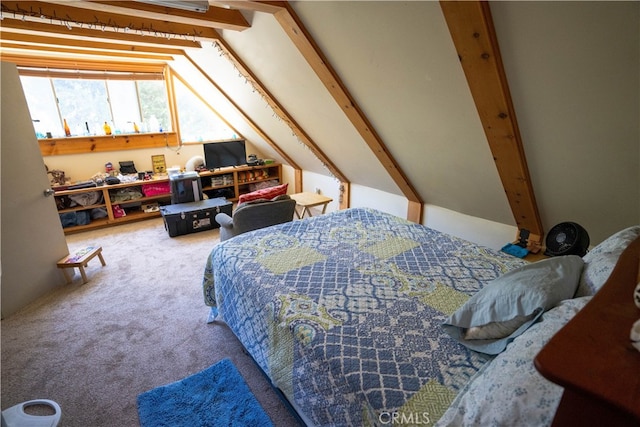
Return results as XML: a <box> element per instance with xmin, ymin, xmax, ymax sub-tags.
<box><xmin>437</xmin><ymin>296</ymin><xmax>592</xmax><ymax>427</ymax></box>
<box><xmin>576</xmin><ymin>225</ymin><xmax>640</xmax><ymax>297</ymax></box>
<box><xmin>442</xmin><ymin>255</ymin><xmax>584</xmax><ymax>355</ymax></box>
<box><xmin>464</xmin><ymin>313</ymin><xmax>535</xmax><ymax>340</ymax></box>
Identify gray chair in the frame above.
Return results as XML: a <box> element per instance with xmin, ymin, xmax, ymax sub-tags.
<box><xmin>215</xmin><ymin>195</ymin><xmax>296</xmax><ymax>241</ymax></box>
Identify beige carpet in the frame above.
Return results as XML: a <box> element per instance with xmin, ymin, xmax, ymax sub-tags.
<box><xmin>1</xmin><ymin>218</ymin><xmax>302</xmax><ymax>426</ymax></box>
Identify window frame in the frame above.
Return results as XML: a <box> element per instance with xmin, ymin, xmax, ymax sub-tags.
<box><xmin>15</xmin><ymin>57</ymin><xmax>232</xmax><ymax>156</ymax></box>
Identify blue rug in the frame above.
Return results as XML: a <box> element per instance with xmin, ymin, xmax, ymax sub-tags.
<box><xmin>137</xmin><ymin>358</ymin><xmax>274</xmax><ymax>427</ymax></box>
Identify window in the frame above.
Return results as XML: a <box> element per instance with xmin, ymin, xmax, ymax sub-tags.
<box><xmin>173</xmin><ymin>77</ymin><xmax>235</xmax><ymax>143</ymax></box>
<box><xmin>20</xmin><ymin>67</ymin><xmax>171</xmax><ymax>138</ymax></box>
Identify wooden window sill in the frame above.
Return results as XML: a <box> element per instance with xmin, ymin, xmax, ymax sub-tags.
<box><xmin>39</xmin><ymin>132</ymin><xmax>179</xmax><ymax>156</ymax></box>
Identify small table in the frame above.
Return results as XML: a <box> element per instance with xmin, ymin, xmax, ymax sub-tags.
<box><xmin>57</xmin><ymin>246</ymin><xmax>106</xmax><ymax>284</ymax></box>
<box><xmin>290</xmin><ymin>192</ymin><xmax>333</xmax><ymax>219</ymax></box>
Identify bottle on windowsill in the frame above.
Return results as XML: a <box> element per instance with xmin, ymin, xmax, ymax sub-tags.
<box><xmin>103</xmin><ymin>121</ymin><xmax>112</xmax><ymax>136</ymax></box>
<box><xmin>63</xmin><ymin>118</ymin><xmax>71</xmax><ymax>137</ymax></box>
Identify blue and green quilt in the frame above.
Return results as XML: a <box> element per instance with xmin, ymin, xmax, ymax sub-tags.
<box><xmin>203</xmin><ymin>208</ymin><xmax>525</xmax><ymax>426</ymax></box>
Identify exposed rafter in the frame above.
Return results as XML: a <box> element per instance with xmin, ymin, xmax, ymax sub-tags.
<box><xmin>272</xmin><ymin>2</ymin><xmax>423</xmax><ymax>222</ymax></box>
<box><xmin>0</xmin><ymin>1</ymin><xmax>224</xmax><ymax>42</ymax></box>
<box><xmin>0</xmin><ymin>31</ymin><xmax>186</xmax><ymax>56</ymax></box>
<box><xmin>71</xmin><ymin>0</ymin><xmax>250</xmax><ymax>31</ymax></box>
<box><xmin>0</xmin><ymin>19</ymin><xmax>202</xmax><ymax>48</ymax></box>
<box><xmin>183</xmin><ymin>51</ymin><xmax>304</xmax><ymax>187</ymax></box>
<box><xmin>2</xmin><ymin>54</ymin><xmax>167</xmax><ymax>71</ymax></box>
<box><xmin>211</xmin><ymin>37</ymin><xmax>347</xmax><ymax>190</ymax></box>
<box><xmin>0</xmin><ymin>41</ymin><xmax>175</xmax><ymax>61</ymax></box>
<box><xmin>440</xmin><ymin>0</ymin><xmax>544</xmax><ymax>250</ymax></box>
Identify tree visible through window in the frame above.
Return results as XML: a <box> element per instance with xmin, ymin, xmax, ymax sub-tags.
<box><xmin>20</xmin><ymin>71</ymin><xmax>172</xmax><ymax>138</ymax></box>
<box><xmin>20</xmin><ymin>64</ymin><xmax>238</xmax><ymax>147</ymax></box>
<box><xmin>54</xmin><ymin>78</ymin><xmax>111</xmax><ymax>136</ymax></box>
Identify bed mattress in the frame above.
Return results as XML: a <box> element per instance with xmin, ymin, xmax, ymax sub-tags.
<box><xmin>203</xmin><ymin>208</ymin><xmax>526</xmax><ymax>425</ymax></box>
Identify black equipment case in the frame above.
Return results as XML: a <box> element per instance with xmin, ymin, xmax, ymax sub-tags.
<box><xmin>160</xmin><ymin>197</ymin><xmax>232</xmax><ymax>237</ymax></box>
<box><xmin>170</xmin><ymin>171</ymin><xmax>203</xmax><ymax>204</ymax></box>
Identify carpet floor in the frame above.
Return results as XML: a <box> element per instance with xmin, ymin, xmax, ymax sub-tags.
<box><xmin>1</xmin><ymin>218</ymin><xmax>302</xmax><ymax>426</ymax></box>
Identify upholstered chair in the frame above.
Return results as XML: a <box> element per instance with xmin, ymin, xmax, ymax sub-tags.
<box><xmin>215</xmin><ymin>195</ymin><xmax>296</xmax><ymax>241</ymax></box>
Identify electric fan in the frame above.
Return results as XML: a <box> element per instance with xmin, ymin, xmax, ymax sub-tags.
<box><xmin>544</xmin><ymin>222</ymin><xmax>590</xmax><ymax>257</ymax></box>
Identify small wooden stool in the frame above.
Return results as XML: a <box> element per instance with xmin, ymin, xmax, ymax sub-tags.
<box><xmin>57</xmin><ymin>246</ymin><xmax>106</xmax><ymax>284</ymax></box>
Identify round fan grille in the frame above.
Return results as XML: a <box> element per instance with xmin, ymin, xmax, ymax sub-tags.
<box><xmin>544</xmin><ymin>222</ymin><xmax>590</xmax><ymax>257</ymax></box>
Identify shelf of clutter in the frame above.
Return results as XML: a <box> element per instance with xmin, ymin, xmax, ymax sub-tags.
<box><xmin>53</xmin><ymin>176</ymin><xmax>172</xmax><ymax>234</ymax></box>
<box><xmin>52</xmin><ymin>163</ymin><xmax>282</xmax><ymax>234</ymax></box>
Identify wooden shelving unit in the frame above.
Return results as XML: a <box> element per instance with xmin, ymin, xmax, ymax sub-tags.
<box><xmin>199</xmin><ymin>163</ymin><xmax>282</xmax><ymax>202</ymax></box>
<box><xmin>53</xmin><ymin>163</ymin><xmax>282</xmax><ymax>234</ymax></box>
<box><xmin>53</xmin><ymin>177</ymin><xmax>172</xmax><ymax>234</ymax></box>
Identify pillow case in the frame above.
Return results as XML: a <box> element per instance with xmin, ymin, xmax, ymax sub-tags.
<box><xmin>442</xmin><ymin>255</ymin><xmax>584</xmax><ymax>355</ymax></box>
<box><xmin>575</xmin><ymin>225</ymin><xmax>640</xmax><ymax>297</ymax></box>
<box><xmin>237</xmin><ymin>183</ymin><xmax>288</xmax><ymax>204</ymax></box>
<box><xmin>436</xmin><ymin>296</ymin><xmax>592</xmax><ymax>427</ymax></box>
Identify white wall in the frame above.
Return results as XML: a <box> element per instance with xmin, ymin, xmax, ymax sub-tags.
<box><xmin>289</xmin><ymin>167</ymin><xmax>517</xmax><ymax>250</ymax></box>
<box><xmin>423</xmin><ymin>205</ymin><xmax>517</xmax><ymax>250</ymax></box>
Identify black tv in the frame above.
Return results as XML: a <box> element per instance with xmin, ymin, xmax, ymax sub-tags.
<box><xmin>203</xmin><ymin>140</ymin><xmax>247</xmax><ymax>169</ymax></box>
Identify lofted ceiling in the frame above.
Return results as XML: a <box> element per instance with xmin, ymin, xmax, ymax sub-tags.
<box><xmin>0</xmin><ymin>0</ymin><xmax>536</xmax><ymax>230</ymax></box>
<box><xmin>1</xmin><ymin>1</ymin><xmax>637</xmax><ymax>246</ymax></box>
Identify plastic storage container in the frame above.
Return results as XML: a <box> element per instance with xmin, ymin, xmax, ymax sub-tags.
<box><xmin>160</xmin><ymin>198</ymin><xmax>232</xmax><ymax>237</ymax></box>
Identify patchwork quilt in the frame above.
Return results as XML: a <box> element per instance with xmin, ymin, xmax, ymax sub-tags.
<box><xmin>203</xmin><ymin>208</ymin><xmax>525</xmax><ymax>425</ymax></box>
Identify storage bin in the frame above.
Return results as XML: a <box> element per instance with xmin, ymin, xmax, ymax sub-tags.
<box><xmin>160</xmin><ymin>198</ymin><xmax>232</xmax><ymax>237</ymax></box>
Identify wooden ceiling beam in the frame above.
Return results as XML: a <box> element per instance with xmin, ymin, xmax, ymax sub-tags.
<box><xmin>0</xmin><ymin>18</ymin><xmax>202</xmax><ymax>48</ymax></box>
<box><xmin>212</xmin><ymin>1</ymin><xmax>286</xmax><ymax>15</ymax></box>
<box><xmin>0</xmin><ymin>54</ymin><xmax>167</xmax><ymax>71</ymax></box>
<box><xmin>83</xmin><ymin>1</ymin><xmax>250</xmax><ymax>31</ymax></box>
<box><xmin>0</xmin><ymin>41</ymin><xmax>175</xmax><ymax>61</ymax></box>
<box><xmin>440</xmin><ymin>0</ymin><xmax>544</xmax><ymax>250</ymax></box>
<box><xmin>0</xmin><ymin>30</ymin><xmax>185</xmax><ymax>55</ymax></box>
<box><xmin>272</xmin><ymin>2</ymin><xmax>423</xmax><ymax>221</ymax></box>
<box><xmin>0</xmin><ymin>1</ymin><xmax>220</xmax><ymax>41</ymax></box>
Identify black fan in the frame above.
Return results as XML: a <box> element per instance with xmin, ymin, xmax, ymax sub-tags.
<box><xmin>544</xmin><ymin>222</ymin><xmax>590</xmax><ymax>257</ymax></box>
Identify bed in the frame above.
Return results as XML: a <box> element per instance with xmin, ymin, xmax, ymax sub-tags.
<box><xmin>202</xmin><ymin>207</ymin><xmax>640</xmax><ymax>426</ymax></box>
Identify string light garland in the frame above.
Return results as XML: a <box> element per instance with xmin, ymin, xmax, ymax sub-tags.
<box><xmin>210</xmin><ymin>41</ymin><xmax>338</xmax><ymax>180</ymax></box>
<box><xmin>1</xmin><ymin>2</ymin><xmax>339</xmax><ymax>181</ymax></box>
<box><xmin>0</xmin><ymin>3</ymin><xmax>203</xmax><ymax>41</ymax></box>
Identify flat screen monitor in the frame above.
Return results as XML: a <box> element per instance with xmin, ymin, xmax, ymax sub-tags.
<box><xmin>203</xmin><ymin>140</ymin><xmax>247</xmax><ymax>169</ymax></box>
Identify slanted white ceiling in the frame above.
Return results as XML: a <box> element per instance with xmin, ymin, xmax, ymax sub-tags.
<box><xmin>220</xmin><ymin>10</ymin><xmax>399</xmax><ymax>189</ymax></box>
<box><xmin>288</xmin><ymin>1</ymin><xmax>514</xmax><ymax>224</ymax></box>
<box><xmin>2</xmin><ymin>1</ymin><xmax>637</xmax><ymax>244</ymax></box>
<box><xmin>203</xmin><ymin>1</ymin><xmax>515</xmax><ymax>224</ymax></box>
<box><xmin>216</xmin><ymin>0</ymin><xmax>637</xmax><ymax>243</ymax></box>
<box><xmin>490</xmin><ymin>1</ymin><xmax>639</xmax><ymax>243</ymax></box>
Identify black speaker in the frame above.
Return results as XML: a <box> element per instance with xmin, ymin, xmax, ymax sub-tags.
<box><xmin>544</xmin><ymin>222</ymin><xmax>590</xmax><ymax>257</ymax></box>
